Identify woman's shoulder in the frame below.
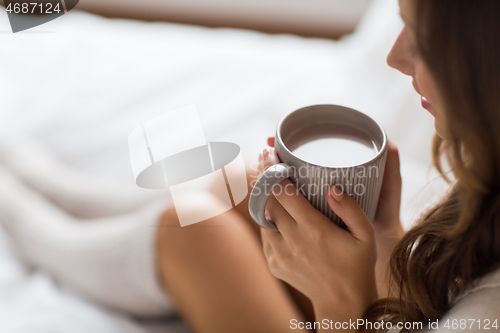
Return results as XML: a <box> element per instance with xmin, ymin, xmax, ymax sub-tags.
<box><xmin>389</xmin><ymin>269</ymin><xmax>500</xmax><ymax>333</ymax></box>
<box><xmin>431</xmin><ymin>268</ymin><xmax>500</xmax><ymax>332</ymax></box>
<box><xmin>453</xmin><ymin>266</ymin><xmax>500</xmax><ymax>305</ymax></box>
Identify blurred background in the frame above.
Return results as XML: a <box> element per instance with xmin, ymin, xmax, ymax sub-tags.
<box><xmin>58</xmin><ymin>0</ymin><xmax>371</xmax><ymax>39</ymax></box>
<box><xmin>1</xmin><ymin>0</ymin><xmax>372</xmax><ymax>38</ymax></box>
<box><xmin>0</xmin><ymin>0</ymin><xmax>448</xmax><ymax>332</ymax></box>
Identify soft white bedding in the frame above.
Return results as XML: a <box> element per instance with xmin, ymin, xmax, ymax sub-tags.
<box><xmin>0</xmin><ymin>0</ymin><xmax>449</xmax><ymax>331</ymax></box>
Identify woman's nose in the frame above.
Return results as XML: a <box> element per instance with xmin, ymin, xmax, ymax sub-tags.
<box><xmin>387</xmin><ymin>33</ymin><xmax>415</xmax><ymax>77</ymax></box>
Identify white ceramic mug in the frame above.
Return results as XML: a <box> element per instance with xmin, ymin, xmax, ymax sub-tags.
<box><xmin>248</xmin><ymin>104</ymin><xmax>388</xmax><ymax>231</ymax></box>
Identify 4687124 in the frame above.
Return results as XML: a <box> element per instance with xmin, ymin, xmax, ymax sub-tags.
<box><xmin>444</xmin><ymin>319</ymin><xmax>498</xmax><ymax>330</ymax></box>
<box><xmin>6</xmin><ymin>2</ymin><xmax>62</xmax><ymax>14</ymax></box>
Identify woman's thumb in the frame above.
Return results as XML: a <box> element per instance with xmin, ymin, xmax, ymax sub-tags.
<box><xmin>327</xmin><ymin>186</ymin><xmax>374</xmax><ymax>241</ymax></box>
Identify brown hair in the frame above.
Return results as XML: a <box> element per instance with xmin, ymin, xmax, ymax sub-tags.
<box><xmin>364</xmin><ymin>0</ymin><xmax>500</xmax><ymax>331</ymax></box>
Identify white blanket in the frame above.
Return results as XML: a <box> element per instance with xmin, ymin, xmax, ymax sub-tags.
<box><xmin>0</xmin><ymin>0</ymin><xmax>449</xmax><ymax>331</ymax></box>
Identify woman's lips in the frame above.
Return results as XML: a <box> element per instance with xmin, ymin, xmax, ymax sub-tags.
<box><xmin>421</xmin><ymin>96</ymin><xmax>432</xmax><ymax>110</ymax></box>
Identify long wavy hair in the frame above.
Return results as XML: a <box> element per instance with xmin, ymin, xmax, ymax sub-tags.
<box><xmin>364</xmin><ymin>1</ymin><xmax>500</xmax><ymax>331</ymax></box>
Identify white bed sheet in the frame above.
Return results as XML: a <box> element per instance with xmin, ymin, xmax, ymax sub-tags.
<box><xmin>0</xmin><ymin>0</ymin><xmax>450</xmax><ymax>331</ymax></box>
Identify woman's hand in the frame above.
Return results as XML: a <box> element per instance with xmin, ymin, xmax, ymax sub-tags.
<box><xmin>266</xmin><ymin>137</ymin><xmax>405</xmax><ymax>298</ymax></box>
<box><xmin>258</xmin><ymin>148</ymin><xmax>378</xmax><ymax>328</ymax></box>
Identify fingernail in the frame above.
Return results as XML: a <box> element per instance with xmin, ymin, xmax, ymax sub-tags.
<box><xmin>329</xmin><ymin>186</ymin><xmax>343</xmax><ymax>202</ymax></box>
<box><xmin>259</xmin><ymin>153</ymin><xmax>263</xmax><ymax>162</ymax></box>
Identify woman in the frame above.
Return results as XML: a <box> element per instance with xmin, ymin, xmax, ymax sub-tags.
<box><xmin>4</xmin><ymin>0</ymin><xmax>496</xmax><ymax>332</ymax></box>
<box><xmin>158</xmin><ymin>0</ymin><xmax>500</xmax><ymax>332</ymax></box>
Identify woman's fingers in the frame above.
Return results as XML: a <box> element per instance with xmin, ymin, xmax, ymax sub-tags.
<box><xmin>261</xmin><ymin>227</ymin><xmax>274</xmax><ymax>259</ymax></box>
<box><xmin>326</xmin><ymin>186</ymin><xmax>374</xmax><ymax>242</ymax></box>
<box><xmin>261</xmin><ymin>227</ymin><xmax>286</xmax><ymax>252</ymax></box>
<box><xmin>262</xmin><ymin>150</ymin><xmax>324</xmax><ymax>225</ymax></box>
<box><xmin>261</xmin><ymin>148</ymin><xmax>278</xmax><ymax>168</ymax></box>
<box><xmin>258</xmin><ymin>153</ymin><xmax>264</xmax><ymax>174</ymax></box>
<box><xmin>271</xmin><ymin>178</ymin><xmax>322</xmax><ymax>225</ymax></box>
<box><xmin>265</xmin><ymin>195</ymin><xmax>302</xmax><ymax>254</ymax></box>
<box><xmin>261</xmin><ymin>227</ymin><xmax>293</xmax><ymax>279</ymax></box>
